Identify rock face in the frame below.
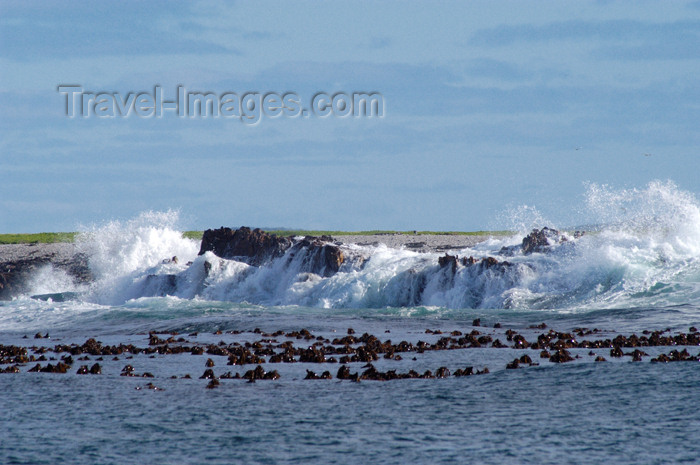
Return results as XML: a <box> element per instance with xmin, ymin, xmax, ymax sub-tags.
<box><xmin>286</xmin><ymin>237</ymin><xmax>345</xmax><ymax>277</ymax></box>
<box><xmin>521</xmin><ymin>227</ymin><xmax>567</xmax><ymax>255</ymax></box>
<box><xmin>198</xmin><ymin>227</ymin><xmax>292</xmax><ymax>266</ymax></box>
<box><xmin>437</xmin><ymin>253</ymin><xmax>511</xmax><ymax>273</ymax></box>
<box><xmin>199</xmin><ymin>227</ymin><xmax>348</xmax><ymax>277</ymax></box>
<box><xmin>0</xmin><ymin>245</ymin><xmax>91</xmax><ymax>300</ymax></box>
<box><xmin>438</xmin><ymin>254</ymin><xmax>458</xmax><ymax>273</ymax></box>
<box><xmin>499</xmin><ymin>227</ymin><xmax>575</xmax><ymax>257</ymax></box>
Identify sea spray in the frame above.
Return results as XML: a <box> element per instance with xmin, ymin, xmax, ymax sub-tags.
<box><xmin>21</xmin><ymin>181</ymin><xmax>700</xmax><ymax>311</ymax></box>
<box><xmin>25</xmin><ymin>264</ymin><xmax>86</xmax><ymax>296</ymax></box>
<box><xmin>74</xmin><ymin>211</ymin><xmax>198</xmax><ymax>305</ymax></box>
<box><xmin>75</xmin><ymin>211</ymin><xmax>198</xmax><ymax>279</ymax></box>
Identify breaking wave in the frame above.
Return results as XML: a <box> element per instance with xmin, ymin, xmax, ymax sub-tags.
<box><xmin>24</xmin><ymin>181</ymin><xmax>700</xmax><ymax>311</ymax></box>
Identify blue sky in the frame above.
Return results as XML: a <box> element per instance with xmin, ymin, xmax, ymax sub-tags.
<box><xmin>1</xmin><ymin>0</ymin><xmax>699</xmax><ymax>232</ymax></box>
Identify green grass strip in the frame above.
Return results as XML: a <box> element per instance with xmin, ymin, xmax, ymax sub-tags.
<box><xmin>0</xmin><ymin>232</ymin><xmax>78</xmax><ymax>244</ymax></box>
<box><xmin>0</xmin><ymin>229</ymin><xmax>513</xmax><ymax>244</ymax></box>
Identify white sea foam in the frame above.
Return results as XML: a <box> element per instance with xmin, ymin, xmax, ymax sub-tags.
<box><xmin>26</xmin><ymin>265</ymin><xmax>85</xmax><ymax>296</ymax></box>
<box><xmin>74</xmin><ymin>210</ymin><xmax>199</xmax><ymax>305</ymax></box>
<box><xmin>19</xmin><ymin>181</ymin><xmax>700</xmax><ymax>311</ymax></box>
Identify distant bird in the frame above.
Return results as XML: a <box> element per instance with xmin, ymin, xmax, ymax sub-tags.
<box><xmin>643</xmin><ymin>153</ymin><xmax>652</xmax><ymax>157</ymax></box>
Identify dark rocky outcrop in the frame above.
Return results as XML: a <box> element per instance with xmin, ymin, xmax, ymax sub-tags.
<box><xmin>437</xmin><ymin>253</ymin><xmax>512</xmax><ymax>273</ymax></box>
<box><xmin>30</xmin><ymin>362</ymin><xmax>70</xmax><ymax>373</ymax></box>
<box><xmin>506</xmin><ymin>358</ymin><xmax>520</xmax><ymax>369</ymax></box>
<box><xmin>198</xmin><ymin>227</ymin><xmax>292</xmax><ymax>265</ymax></box>
<box><xmin>499</xmin><ymin>227</ymin><xmax>578</xmax><ymax>256</ymax></box>
<box><xmin>438</xmin><ymin>254</ymin><xmax>458</xmax><ymax>273</ymax></box>
<box><xmin>0</xmin><ymin>249</ymin><xmax>91</xmax><ymax>301</ymax></box>
<box><xmin>198</xmin><ymin>226</ymin><xmax>351</xmax><ymax>277</ymax></box>
<box><xmin>453</xmin><ymin>366</ymin><xmax>474</xmax><ymax>377</ymax></box>
<box><xmin>521</xmin><ymin>227</ymin><xmax>566</xmax><ymax>255</ymax></box>
<box><xmin>243</xmin><ymin>365</ymin><xmax>280</xmax><ymax>381</ymax></box>
<box><xmin>285</xmin><ymin>237</ymin><xmax>345</xmax><ymax>278</ymax></box>
<box><xmin>650</xmin><ymin>349</ymin><xmax>698</xmax><ymax>363</ymax></box>
<box><xmin>304</xmin><ymin>369</ymin><xmax>332</xmax><ymax>380</ymax></box>
<box><xmin>206</xmin><ymin>379</ymin><xmax>220</xmax><ymax>389</ymax></box>
<box><xmin>549</xmin><ymin>349</ymin><xmax>574</xmax><ymax>363</ymax></box>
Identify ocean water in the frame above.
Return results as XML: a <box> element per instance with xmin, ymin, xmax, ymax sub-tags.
<box><xmin>2</xmin><ymin>181</ymin><xmax>700</xmax><ymax>465</ymax></box>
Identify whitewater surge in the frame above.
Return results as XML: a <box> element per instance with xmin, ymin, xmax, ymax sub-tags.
<box><xmin>24</xmin><ymin>181</ymin><xmax>700</xmax><ymax>311</ymax></box>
